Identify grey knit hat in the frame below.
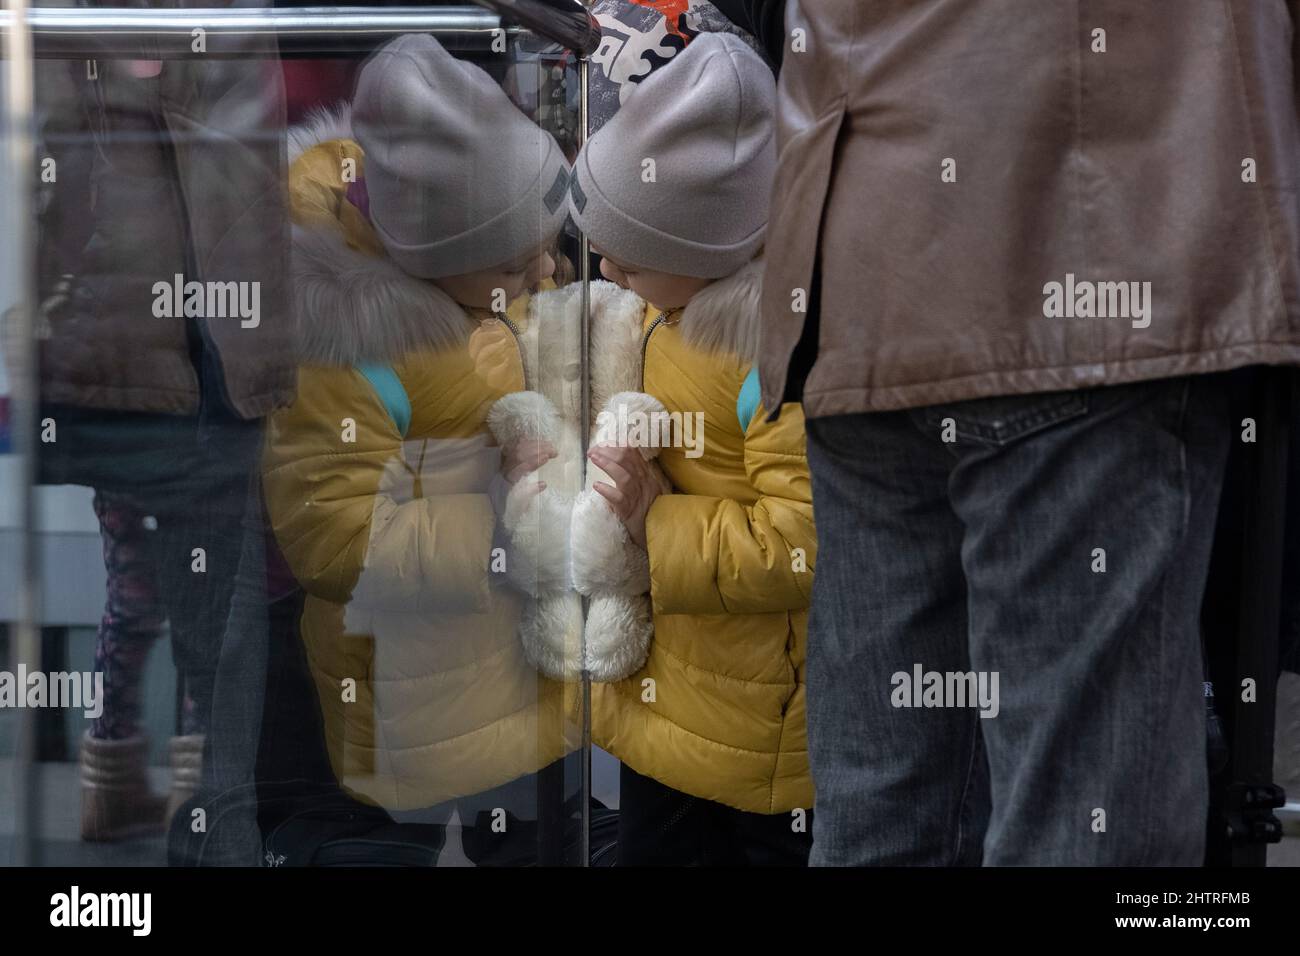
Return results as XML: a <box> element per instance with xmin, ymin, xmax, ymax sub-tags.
<box><xmin>353</xmin><ymin>34</ymin><xmax>570</xmax><ymax>279</ymax></box>
<box><xmin>569</xmin><ymin>32</ymin><xmax>775</xmax><ymax>279</ymax></box>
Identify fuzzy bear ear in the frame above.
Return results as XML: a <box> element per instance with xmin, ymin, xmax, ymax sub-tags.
<box><xmin>588</xmin><ymin>279</ymin><xmax>645</xmax><ymax>327</ymax></box>
<box><xmin>592</xmin><ymin>391</ymin><xmax>671</xmax><ymax>460</ymax></box>
<box><xmin>487</xmin><ymin>390</ymin><xmax>562</xmax><ymax>445</ymax></box>
<box><xmin>603</xmin><ymin>390</ymin><xmax>668</xmax><ymax>422</ymax></box>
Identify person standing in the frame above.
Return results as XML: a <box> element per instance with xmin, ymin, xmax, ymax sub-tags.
<box><xmin>28</xmin><ymin>0</ymin><xmax>293</xmax><ymax>861</ymax></box>
<box><xmin>757</xmin><ymin>1</ymin><xmax>1300</xmax><ymax>864</ymax></box>
<box><xmin>568</xmin><ymin>33</ymin><xmax>816</xmax><ymax>865</ymax></box>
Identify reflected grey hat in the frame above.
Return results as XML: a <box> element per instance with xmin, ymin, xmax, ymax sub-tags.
<box><xmin>569</xmin><ymin>32</ymin><xmax>775</xmax><ymax>279</ymax></box>
<box><xmin>353</xmin><ymin>33</ymin><xmax>570</xmax><ymax>279</ymax></box>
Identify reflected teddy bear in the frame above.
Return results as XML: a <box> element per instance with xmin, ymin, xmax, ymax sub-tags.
<box><xmin>488</xmin><ymin>280</ymin><xmax>670</xmax><ymax>682</ymax></box>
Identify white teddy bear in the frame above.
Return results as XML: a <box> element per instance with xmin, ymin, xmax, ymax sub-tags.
<box><xmin>487</xmin><ymin>280</ymin><xmax>667</xmax><ymax>682</ymax></box>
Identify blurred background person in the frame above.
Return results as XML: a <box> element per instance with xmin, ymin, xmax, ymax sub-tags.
<box><xmin>27</xmin><ymin>0</ymin><xmax>292</xmax><ymax>859</ymax></box>
<box><xmin>753</xmin><ymin>0</ymin><xmax>1300</xmax><ymax>865</ymax></box>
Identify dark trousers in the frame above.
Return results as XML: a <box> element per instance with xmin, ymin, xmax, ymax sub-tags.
<box><xmin>40</xmin><ymin>404</ymin><xmax>269</xmax><ymax>863</ymax></box>
<box><xmin>617</xmin><ymin>763</ymin><xmax>812</xmax><ymax>866</ymax></box>
<box><xmin>38</xmin><ymin>405</ymin><xmax>263</xmax><ymax>730</ymax></box>
<box><xmin>804</xmin><ymin>376</ymin><xmax>1231</xmax><ymax>865</ymax></box>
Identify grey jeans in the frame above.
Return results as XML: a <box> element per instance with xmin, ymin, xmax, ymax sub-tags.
<box><xmin>804</xmin><ymin>375</ymin><xmax>1230</xmax><ymax>865</ymax></box>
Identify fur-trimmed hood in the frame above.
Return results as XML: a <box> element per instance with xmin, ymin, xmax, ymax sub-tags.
<box><xmin>288</xmin><ymin>106</ymin><xmax>472</xmax><ymax>367</ymax></box>
<box><xmin>677</xmin><ymin>257</ymin><xmax>763</xmax><ymax>366</ymax></box>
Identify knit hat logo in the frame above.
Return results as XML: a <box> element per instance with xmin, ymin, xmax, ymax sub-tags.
<box><xmin>544</xmin><ymin>168</ymin><xmax>571</xmax><ymax>216</ymax></box>
<box><xmin>569</xmin><ymin>174</ymin><xmax>588</xmax><ymax>214</ymax></box>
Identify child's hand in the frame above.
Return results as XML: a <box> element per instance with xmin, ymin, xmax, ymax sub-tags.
<box><xmin>502</xmin><ymin>436</ymin><xmax>556</xmax><ymax>485</ymax></box>
<box><xmin>588</xmin><ymin>444</ymin><xmax>663</xmax><ymax>549</ymax></box>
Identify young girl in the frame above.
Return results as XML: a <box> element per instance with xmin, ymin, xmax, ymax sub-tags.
<box><xmin>569</xmin><ymin>33</ymin><xmax>817</xmax><ymax>865</ymax></box>
<box><xmin>261</xmin><ymin>34</ymin><xmax>578</xmax><ymax>833</ymax></box>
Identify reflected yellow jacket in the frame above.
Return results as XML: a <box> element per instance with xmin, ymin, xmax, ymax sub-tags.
<box><xmin>262</xmin><ymin>109</ymin><xmax>576</xmax><ymax>810</ymax></box>
<box><xmin>592</xmin><ymin>261</ymin><xmax>817</xmax><ymax>814</ymax></box>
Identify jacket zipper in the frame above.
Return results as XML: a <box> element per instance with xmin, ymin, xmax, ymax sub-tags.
<box><xmin>639</xmin><ymin>308</ymin><xmax>681</xmax><ymax>390</ymax></box>
<box><xmin>497</xmin><ymin>313</ymin><xmax>522</xmax><ymax>338</ymax></box>
<box><xmin>494</xmin><ymin>311</ymin><xmax>529</xmax><ymax>390</ymax></box>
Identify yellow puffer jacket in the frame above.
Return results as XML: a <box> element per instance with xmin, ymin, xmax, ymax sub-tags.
<box><xmin>263</xmin><ymin>109</ymin><xmax>577</xmax><ymax>810</ymax></box>
<box><xmin>592</xmin><ymin>262</ymin><xmax>817</xmax><ymax>814</ymax></box>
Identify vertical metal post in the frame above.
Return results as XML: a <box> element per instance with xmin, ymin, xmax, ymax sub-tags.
<box><xmin>1</xmin><ymin>0</ymin><xmax>41</xmax><ymax>867</ymax></box>
<box><xmin>577</xmin><ymin>51</ymin><xmax>591</xmax><ymax>868</ymax></box>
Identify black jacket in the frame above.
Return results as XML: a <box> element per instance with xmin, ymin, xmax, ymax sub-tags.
<box><xmin>711</xmin><ymin>0</ymin><xmax>786</xmax><ymax>68</ymax></box>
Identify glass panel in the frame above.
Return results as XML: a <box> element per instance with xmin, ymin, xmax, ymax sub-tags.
<box><xmin>0</xmin><ymin>6</ymin><xmax>588</xmax><ymax>867</ymax></box>
<box><xmin>0</xmin><ymin>0</ymin><xmax>38</xmax><ymax>869</ymax></box>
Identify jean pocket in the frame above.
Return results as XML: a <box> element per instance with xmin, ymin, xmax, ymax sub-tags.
<box><xmin>921</xmin><ymin>390</ymin><xmax>1090</xmax><ymax>447</ymax></box>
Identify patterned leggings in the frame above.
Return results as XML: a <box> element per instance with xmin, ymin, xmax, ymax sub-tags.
<box><xmin>89</xmin><ymin>491</ymin><xmax>197</xmax><ymax>740</ymax></box>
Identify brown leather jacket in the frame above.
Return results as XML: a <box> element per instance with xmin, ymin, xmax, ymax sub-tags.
<box><xmin>33</xmin><ymin>1</ymin><xmax>294</xmax><ymax>420</ymax></box>
<box><xmin>760</xmin><ymin>0</ymin><xmax>1300</xmax><ymax>418</ymax></box>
